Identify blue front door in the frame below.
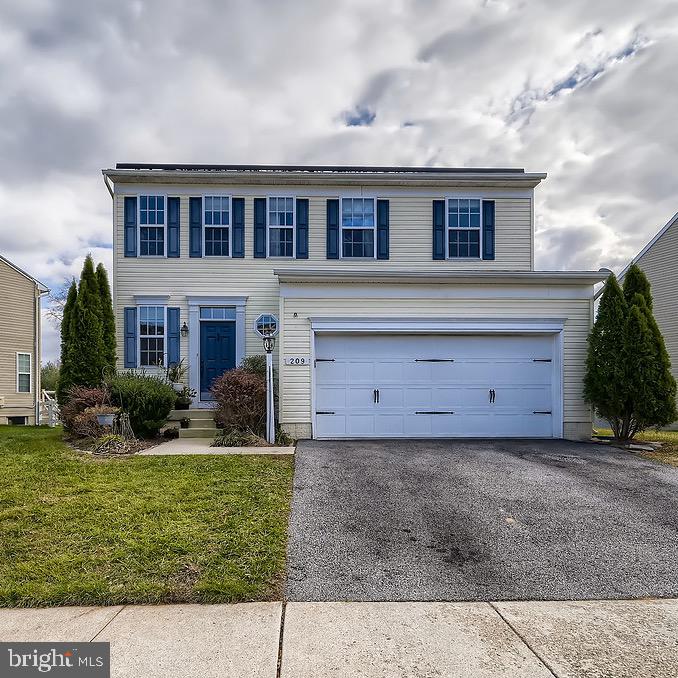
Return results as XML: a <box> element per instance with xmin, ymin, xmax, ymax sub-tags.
<box><xmin>200</xmin><ymin>321</ymin><xmax>236</xmax><ymax>399</ymax></box>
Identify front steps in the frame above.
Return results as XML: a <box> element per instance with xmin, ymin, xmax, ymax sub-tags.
<box><xmin>168</xmin><ymin>409</ymin><xmax>217</xmax><ymax>439</ymax></box>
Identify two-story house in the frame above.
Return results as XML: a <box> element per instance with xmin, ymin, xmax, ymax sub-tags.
<box><xmin>103</xmin><ymin>164</ymin><xmax>608</xmax><ymax>441</ymax></box>
<box><xmin>0</xmin><ymin>254</ymin><xmax>48</xmax><ymax>425</ymax></box>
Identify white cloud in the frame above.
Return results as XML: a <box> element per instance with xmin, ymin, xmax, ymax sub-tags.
<box><xmin>0</xmin><ymin>0</ymin><xmax>677</xmax><ymax>362</ymax></box>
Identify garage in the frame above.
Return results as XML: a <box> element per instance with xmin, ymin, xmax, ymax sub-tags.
<box><xmin>314</xmin><ymin>333</ymin><xmax>561</xmax><ymax>439</ymax></box>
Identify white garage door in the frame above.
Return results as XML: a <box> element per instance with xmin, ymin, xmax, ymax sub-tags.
<box><xmin>314</xmin><ymin>334</ymin><xmax>557</xmax><ymax>438</ymax></box>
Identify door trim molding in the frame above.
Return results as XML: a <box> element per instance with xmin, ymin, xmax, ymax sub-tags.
<box><xmin>310</xmin><ymin>321</ymin><xmax>564</xmax><ymax>439</ymax></box>
<box><xmin>187</xmin><ymin>295</ymin><xmax>247</xmax><ymax>406</ymax></box>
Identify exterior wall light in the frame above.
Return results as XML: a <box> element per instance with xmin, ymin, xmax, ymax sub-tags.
<box><xmin>180</xmin><ymin>322</ymin><xmax>189</xmax><ymax>338</ymax></box>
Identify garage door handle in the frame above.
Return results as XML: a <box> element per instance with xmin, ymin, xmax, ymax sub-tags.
<box><xmin>376</xmin><ymin>389</ymin><xmax>380</xmax><ymax>404</ymax></box>
<box><xmin>489</xmin><ymin>389</ymin><xmax>496</xmax><ymax>403</ymax></box>
<box><xmin>533</xmin><ymin>411</ymin><xmax>552</xmax><ymax>415</ymax></box>
<box><xmin>316</xmin><ymin>411</ymin><xmax>335</xmax><ymax>415</ymax></box>
<box><xmin>415</xmin><ymin>411</ymin><xmax>454</xmax><ymax>415</ymax></box>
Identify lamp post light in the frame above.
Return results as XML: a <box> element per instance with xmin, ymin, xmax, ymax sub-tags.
<box><xmin>254</xmin><ymin>314</ymin><xmax>279</xmax><ymax>444</ymax></box>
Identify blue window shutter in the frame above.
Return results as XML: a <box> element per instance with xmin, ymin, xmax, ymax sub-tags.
<box><xmin>167</xmin><ymin>307</ymin><xmax>180</xmax><ymax>366</ymax></box>
<box><xmin>432</xmin><ymin>200</ymin><xmax>445</xmax><ymax>260</ymax></box>
<box><xmin>376</xmin><ymin>199</ymin><xmax>389</xmax><ymax>260</ymax></box>
<box><xmin>482</xmin><ymin>200</ymin><xmax>495</xmax><ymax>260</ymax></box>
<box><xmin>253</xmin><ymin>198</ymin><xmax>267</xmax><ymax>258</ymax></box>
<box><xmin>232</xmin><ymin>198</ymin><xmax>245</xmax><ymax>258</ymax></box>
<box><xmin>124</xmin><ymin>197</ymin><xmax>137</xmax><ymax>257</ymax></box>
<box><xmin>326</xmin><ymin>199</ymin><xmax>339</xmax><ymax>259</ymax></box>
<box><xmin>167</xmin><ymin>197</ymin><xmax>180</xmax><ymax>257</ymax></box>
<box><xmin>296</xmin><ymin>199</ymin><xmax>309</xmax><ymax>259</ymax></box>
<box><xmin>124</xmin><ymin>307</ymin><xmax>137</xmax><ymax>368</ymax></box>
<box><xmin>189</xmin><ymin>197</ymin><xmax>202</xmax><ymax>257</ymax></box>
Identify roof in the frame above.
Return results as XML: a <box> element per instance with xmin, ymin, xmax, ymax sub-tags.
<box><xmin>618</xmin><ymin>211</ymin><xmax>678</xmax><ymax>281</ymax></box>
<box><xmin>102</xmin><ymin>164</ymin><xmax>546</xmax><ymax>189</ymax></box>
<box><xmin>0</xmin><ymin>254</ymin><xmax>48</xmax><ymax>293</ymax></box>
<box><xmin>274</xmin><ymin>268</ymin><xmax>610</xmax><ymax>286</ymax></box>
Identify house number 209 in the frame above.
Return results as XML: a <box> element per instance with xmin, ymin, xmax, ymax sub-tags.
<box><xmin>285</xmin><ymin>356</ymin><xmax>309</xmax><ymax>366</ymax></box>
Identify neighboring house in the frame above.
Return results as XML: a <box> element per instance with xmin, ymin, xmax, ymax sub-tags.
<box><xmin>0</xmin><ymin>255</ymin><xmax>48</xmax><ymax>425</ymax></box>
<box><xmin>618</xmin><ymin>211</ymin><xmax>678</xmax><ymax>410</ymax></box>
<box><xmin>102</xmin><ymin>163</ymin><xmax>608</xmax><ymax>440</ymax></box>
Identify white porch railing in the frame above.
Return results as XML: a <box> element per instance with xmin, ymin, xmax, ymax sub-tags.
<box><xmin>40</xmin><ymin>390</ymin><xmax>60</xmax><ymax>427</ymax></box>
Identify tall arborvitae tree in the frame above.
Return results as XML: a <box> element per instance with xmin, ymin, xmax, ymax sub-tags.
<box><xmin>585</xmin><ymin>268</ymin><xmax>677</xmax><ymax>440</ymax></box>
<box><xmin>623</xmin><ymin>263</ymin><xmax>653</xmax><ymax>311</ymax></box>
<box><xmin>56</xmin><ymin>281</ymin><xmax>77</xmax><ymax>404</ymax></box>
<box><xmin>70</xmin><ymin>255</ymin><xmax>106</xmax><ymax>388</ymax></box>
<box><xmin>583</xmin><ymin>274</ymin><xmax>627</xmax><ymax>430</ymax></box>
<box><xmin>96</xmin><ymin>263</ymin><xmax>116</xmax><ymax>370</ymax></box>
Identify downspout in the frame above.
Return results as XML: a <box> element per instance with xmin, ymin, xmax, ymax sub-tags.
<box><xmin>34</xmin><ymin>288</ymin><xmax>40</xmax><ymax>424</ymax></box>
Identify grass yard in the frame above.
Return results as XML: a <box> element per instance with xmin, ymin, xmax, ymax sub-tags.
<box><xmin>0</xmin><ymin>426</ymin><xmax>293</xmax><ymax>607</ymax></box>
<box><xmin>597</xmin><ymin>427</ymin><xmax>678</xmax><ymax>467</ymax></box>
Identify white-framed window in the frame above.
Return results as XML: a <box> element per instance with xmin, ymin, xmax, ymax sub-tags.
<box><xmin>268</xmin><ymin>196</ymin><xmax>295</xmax><ymax>257</ymax></box>
<box><xmin>139</xmin><ymin>306</ymin><xmax>166</xmax><ymax>367</ymax></box>
<box><xmin>447</xmin><ymin>198</ymin><xmax>481</xmax><ymax>258</ymax></box>
<box><xmin>139</xmin><ymin>195</ymin><xmax>166</xmax><ymax>256</ymax></box>
<box><xmin>16</xmin><ymin>353</ymin><xmax>31</xmax><ymax>393</ymax></box>
<box><xmin>341</xmin><ymin>197</ymin><xmax>375</xmax><ymax>258</ymax></box>
<box><xmin>204</xmin><ymin>195</ymin><xmax>230</xmax><ymax>256</ymax></box>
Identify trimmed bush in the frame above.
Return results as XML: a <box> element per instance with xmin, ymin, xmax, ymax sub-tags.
<box><xmin>61</xmin><ymin>385</ymin><xmax>110</xmax><ymax>437</ymax></box>
<box><xmin>108</xmin><ymin>373</ymin><xmax>176</xmax><ymax>438</ymax></box>
<box><xmin>210</xmin><ymin>368</ymin><xmax>266</xmax><ymax>434</ymax></box>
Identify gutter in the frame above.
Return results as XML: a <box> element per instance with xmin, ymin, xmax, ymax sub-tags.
<box><xmin>274</xmin><ymin>268</ymin><xmax>611</xmax><ymax>286</ymax></box>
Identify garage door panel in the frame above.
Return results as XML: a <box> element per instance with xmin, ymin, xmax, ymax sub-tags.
<box><xmin>376</xmin><ymin>387</ymin><xmax>404</xmax><ymax>408</ymax></box>
<box><xmin>375</xmin><ymin>414</ymin><xmax>405</xmax><ymax>435</ymax></box>
<box><xmin>404</xmin><ymin>388</ymin><xmax>434</xmax><ymax>408</ymax></box>
<box><xmin>314</xmin><ymin>333</ymin><xmax>558</xmax><ymax>439</ymax></box>
<box><xmin>316</xmin><ymin>386</ymin><xmax>346</xmax><ymax>409</ymax></box>
<box><xmin>347</xmin><ymin>414</ymin><xmax>377</xmax><ymax>436</ymax></box>
<box><xmin>316</xmin><ymin>361</ymin><xmax>346</xmax><ymax>381</ymax></box>
<box><xmin>374</xmin><ymin>362</ymin><xmax>404</xmax><ymax>381</ymax></box>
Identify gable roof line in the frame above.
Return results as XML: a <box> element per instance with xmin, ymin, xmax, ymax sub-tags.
<box><xmin>618</xmin><ymin>211</ymin><xmax>678</xmax><ymax>281</ymax></box>
<box><xmin>0</xmin><ymin>254</ymin><xmax>49</xmax><ymax>293</ymax></box>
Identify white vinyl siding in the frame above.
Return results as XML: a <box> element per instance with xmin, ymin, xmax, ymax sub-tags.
<box><xmin>112</xmin><ymin>187</ymin><xmax>536</xmax><ymax>401</ymax></box>
<box><xmin>628</xmin><ymin>219</ymin><xmax>678</xmax><ymax>399</ymax></box>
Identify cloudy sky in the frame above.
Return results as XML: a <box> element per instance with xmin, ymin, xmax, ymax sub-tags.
<box><xmin>1</xmin><ymin>0</ymin><xmax>677</xmax><ymax>361</ymax></box>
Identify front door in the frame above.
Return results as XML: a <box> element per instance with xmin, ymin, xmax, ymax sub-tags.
<box><xmin>200</xmin><ymin>321</ymin><xmax>236</xmax><ymax>400</ymax></box>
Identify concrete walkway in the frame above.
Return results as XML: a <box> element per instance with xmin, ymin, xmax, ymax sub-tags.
<box><xmin>1</xmin><ymin>599</ymin><xmax>676</xmax><ymax>677</ymax></box>
<box><xmin>139</xmin><ymin>438</ymin><xmax>294</xmax><ymax>455</ymax></box>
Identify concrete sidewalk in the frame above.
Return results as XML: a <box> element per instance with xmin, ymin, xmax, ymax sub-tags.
<box><xmin>139</xmin><ymin>438</ymin><xmax>294</xmax><ymax>455</ymax></box>
<box><xmin>1</xmin><ymin>599</ymin><xmax>676</xmax><ymax>677</ymax></box>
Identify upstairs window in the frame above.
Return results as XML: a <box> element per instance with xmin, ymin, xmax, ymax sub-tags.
<box><xmin>341</xmin><ymin>198</ymin><xmax>375</xmax><ymax>258</ymax></box>
<box><xmin>139</xmin><ymin>306</ymin><xmax>165</xmax><ymax>367</ymax></box>
<box><xmin>268</xmin><ymin>197</ymin><xmax>294</xmax><ymax>257</ymax></box>
<box><xmin>139</xmin><ymin>195</ymin><xmax>165</xmax><ymax>256</ymax></box>
<box><xmin>448</xmin><ymin>199</ymin><xmax>480</xmax><ymax>258</ymax></box>
<box><xmin>204</xmin><ymin>196</ymin><xmax>230</xmax><ymax>256</ymax></box>
<box><xmin>17</xmin><ymin>353</ymin><xmax>31</xmax><ymax>393</ymax></box>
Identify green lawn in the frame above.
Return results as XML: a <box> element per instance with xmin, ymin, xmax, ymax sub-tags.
<box><xmin>0</xmin><ymin>426</ymin><xmax>293</xmax><ymax>607</ymax></box>
<box><xmin>597</xmin><ymin>427</ymin><xmax>678</xmax><ymax>467</ymax></box>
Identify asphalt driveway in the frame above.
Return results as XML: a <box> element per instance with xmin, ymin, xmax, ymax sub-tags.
<box><xmin>286</xmin><ymin>439</ymin><xmax>678</xmax><ymax>601</ymax></box>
